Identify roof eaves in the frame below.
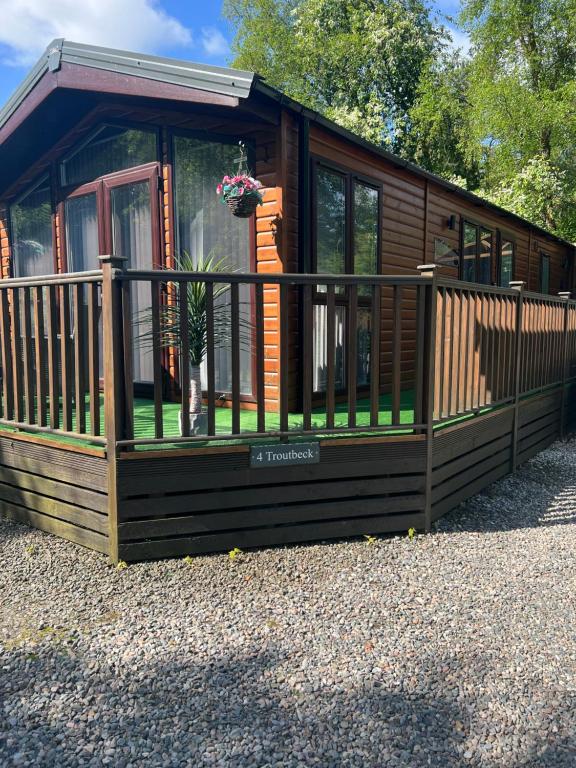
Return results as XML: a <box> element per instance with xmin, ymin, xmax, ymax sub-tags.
<box><xmin>0</xmin><ymin>39</ymin><xmax>256</xmax><ymax>133</ymax></box>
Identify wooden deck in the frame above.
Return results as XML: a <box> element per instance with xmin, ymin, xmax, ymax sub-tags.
<box><xmin>1</xmin><ymin>264</ymin><xmax>576</xmax><ymax>561</ymax></box>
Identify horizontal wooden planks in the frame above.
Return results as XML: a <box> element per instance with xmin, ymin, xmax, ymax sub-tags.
<box><xmin>119</xmin><ymin>512</ymin><xmax>425</xmax><ymax>561</ymax></box>
<box><xmin>431</xmin><ymin>410</ymin><xmax>514</xmax><ymax>521</ymax></box>
<box><xmin>0</xmin><ymin>436</ymin><xmax>109</xmax><ymax>554</ymax></box>
<box><xmin>116</xmin><ymin>438</ymin><xmax>427</xmax><ymax>559</ymax></box>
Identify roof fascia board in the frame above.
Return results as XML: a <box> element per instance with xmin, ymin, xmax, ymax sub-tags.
<box><xmin>0</xmin><ymin>39</ymin><xmax>255</xmax><ymax>135</ymax></box>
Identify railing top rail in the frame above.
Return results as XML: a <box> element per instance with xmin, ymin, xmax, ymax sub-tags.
<box><xmin>120</xmin><ymin>270</ymin><xmax>432</xmax><ymax>286</ymax></box>
<box><xmin>0</xmin><ymin>270</ymin><xmax>104</xmax><ymax>289</ymax></box>
<box><xmin>435</xmin><ymin>276</ymin><xmax>520</xmax><ymax>297</ymax></box>
<box><xmin>523</xmin><ymin>289</ymin><xmax>574</xmax><ymax>304</ymax></box>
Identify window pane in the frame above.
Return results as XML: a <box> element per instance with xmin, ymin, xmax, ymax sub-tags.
<box><xmin>500</xmin><ymin>240</ymin><xmax>514</xmax><ymax>287</ymax></box>
<box><xmin>173</xmin><ymin>135</ymin><xmax>252</xmax><ymax>395</ymax></box>
<box><xmin>10</xmin><ymin>178</ymin><xmax>54</xmax><ymax>277</ymax></box>
<box><xmin>357</xmin><ymin>308</ymin><xmax>372</xmax><ymax>387</ymax></box>
<box><xmin>316</xmin><ymin>168</ymin><xmax>346</xmax><ymax>276</ymax></box>
<box><xmin>61</xmin><ymin>125</ymin><xmax>156</xmax><ymax>186</ymax></box>
<box><xmin>65</xmin><ymin>193</ymin><xmax>99</xmax><ymax>272</ymax></box>
<box><xmin>540</xmin><ymin>255</ymin><xmax>550</xmax><ymax>294</ymax></box>
<box><xmin>462</xmin><ymin>222</ymin><xmax>477</xmax><ymax>282</ymax></box>
<box><xmin>354</xmin><ymin>182</ymin><xmax>378</xmax><ymax>296</ymax></box>
<box><xmin>479</xmin><ymin>228</ymin><xmax>492</xmax><ymax>284</ymax></box>
<box><xmin>313</xmin><ymin>303</ymin><xmax>346</xmax><ymax>392</ymax></box>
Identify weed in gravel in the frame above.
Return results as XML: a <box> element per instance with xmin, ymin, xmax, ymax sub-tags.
<box><xmin>228</xmin><ymin>547</ymin><xmax>242</xmax><ymax>561</ymax></box>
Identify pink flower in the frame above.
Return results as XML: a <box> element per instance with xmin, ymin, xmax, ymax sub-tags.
<box><xmin>216</xmin><ymin>183</ymin><xmax>223</xmax><ymax>195</ymax></box>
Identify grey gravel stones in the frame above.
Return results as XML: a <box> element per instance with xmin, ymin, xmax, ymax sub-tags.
<box><xmin>1</xmin><ymin>439</ymin><xmax>576</xmax><ymax>767</ymax></box>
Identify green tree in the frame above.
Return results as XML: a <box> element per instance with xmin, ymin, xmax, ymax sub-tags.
<box><xmin>460</xmin><ymin>0</ymin><xmax>576</xmax><ymax>238</ymax></box>
<box><xmin>224</xmin><ymin>0</ymin><xmax>448</xmax><ymax>153</ymax></box>
<box><xmin>408</xmin><ymin>50</ymin><xmax>480</xmax><ymax>189</ymax></box>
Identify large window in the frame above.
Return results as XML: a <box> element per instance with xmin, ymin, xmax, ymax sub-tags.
<box><xmin>461</xmin><ymin>220</ymin><xmax>493</xmax><ymax>285</ymax></box>
<box><xmin>173</xmin><ymin>134</ymin><xmax>253</xmax><ymax>395</ymax></box>
<box><xmin>61</xmin><ymin>125</ymin><xmax>157</xmax><ymax>187</ymax></box>
<box><xmin>10</xmin><ymin>176</ymin><xmax>54</xmax><ymax>277</ymax></box>
<box><xmin>499</xmin><ymin>238</ymin><xmax>514</xmax><ymax>287</ymax></box>
<box><xmin>313</xmin><ymin>163</ymin><xmax>381</xmax><ymax>392</ymax></box>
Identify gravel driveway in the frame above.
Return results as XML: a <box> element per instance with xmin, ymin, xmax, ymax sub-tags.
<box><xmin>1</xmin><ymin>439</ymin><xmax>576</xmax><ymax>767</ymax></box>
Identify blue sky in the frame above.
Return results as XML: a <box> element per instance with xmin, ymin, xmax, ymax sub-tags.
<box><xmin>0</xmin><ymin>0</ymin><xmax>467</xmax><ymax>106</ymax></box>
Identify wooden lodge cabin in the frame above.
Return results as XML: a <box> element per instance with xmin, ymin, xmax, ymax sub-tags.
<box><xmin>0</xmin><ymin>40</ymin><xmax>575</xmax><ymax>562</ymax></box>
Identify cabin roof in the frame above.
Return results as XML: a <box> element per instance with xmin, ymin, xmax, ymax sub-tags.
<box><xmin>0</xmin><ymin>39</ymin><xmax>573</xmax><ymax>251</ymax></box>
<box><xmin>0</xmin><ymin>39</ymin><xmax>254</xmax><ymax>131</ymax></box>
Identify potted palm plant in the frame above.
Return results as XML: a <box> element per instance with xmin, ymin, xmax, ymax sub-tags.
<box><xmin>138</xmin><ymin>253</ymin><xmax>236</xmax><ymax>436</ymax></box>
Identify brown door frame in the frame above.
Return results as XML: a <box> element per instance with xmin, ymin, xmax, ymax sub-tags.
<box><xmin>59</xmin><ymin>162</ymin><xmax>162</xmax><ymax>270</ymax></box>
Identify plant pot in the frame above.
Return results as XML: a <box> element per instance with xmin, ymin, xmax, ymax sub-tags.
<box><xmin>226</xmin><ymin>194</ymin><xmax>259</xmax><ymax>218</ymax></box>
<box><xmin>179</xmin><ymin>364</ymin><xmax>207</xmax><ymax>436</ymax></box>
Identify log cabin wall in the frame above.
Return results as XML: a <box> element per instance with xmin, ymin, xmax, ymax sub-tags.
<box><xmin>305</xmin><ymin>122</ymin><xmax>574</xmax><ymax>397</ymax></box>
<box><xmin>0</xmin><ymin>206</ymin><xmax>10</xmax><ymax>278</ymax></box>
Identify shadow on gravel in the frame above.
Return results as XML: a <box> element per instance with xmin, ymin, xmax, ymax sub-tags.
<box><xmin>2</xmin><ymin>643</ymin><xmax>575</xmax><ymax>767</ymax></box>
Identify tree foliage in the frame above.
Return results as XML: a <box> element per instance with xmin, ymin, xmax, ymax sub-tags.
<box><xmin>224</xmin><ymin>0</ymin><xmax>447</xmax><ymax>153</ymax></box>
<box><xmin>225</xmin><ymin>0</ymin><xmax>576</xmax><ymax>241</ymax></box>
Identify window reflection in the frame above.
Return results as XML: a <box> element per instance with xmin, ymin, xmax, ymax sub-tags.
<box><xmin>500</xmin><ymin>240</ymin><xmax>514</xmax><ymax>287</ymax></box>
<box><xmin>10</xmin><ymin>177</ymin><xmax>54</xmax><ymax>277</ymax></box>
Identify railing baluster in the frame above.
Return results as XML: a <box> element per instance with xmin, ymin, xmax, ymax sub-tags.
<box><xmin>447</xmin><ymin>287</ymin><xmax>455</xmax><ymax>417</ymax></box>
<box><xmin>438</xmin><ymin>287</ymin><xmax>446</xmax><ymax>419</ymax></box>
<box><xmin>347</xmin><ymin>284</ymin><xmax>358</xmax><ymax>428</ymax></box>
<box><xmin>0</xmin><ymin>289</ymin><xmax>13</xmax><ymax>420</ymax></box>
<box><xmin>391</xmin><ymin>284</ymin><xmax>401</xmax><ymax>425</ymax></box>
<box><xmin>151</xmin><ymin>280</ymin><xmax>163</xmax><ymax>439</ymax></box>
<box><xmin>179</xmin><ymin>280</ymin><xmax>190</xmax><ymax>439</ymax></box>
<box><xmin>279</xmin><ymin>283</ymin><xmax>289</xmax><ymax>433</ymax></box>
<box><xmin>254</xmin><ymin>283</ymin><xmax>265</xmax><ymax>434</ymax></box>
<box><xmin>326</xmin><ymin>285</ymin><xmax>336</xmax><ymax>430</ymax></box>
<box><xmin>87</xmin><ymin>282</ymin><xmax>100</xmax><ymax>436</ymax></box>
<box><xmin>10</xmin><ymin>288</ymin><xmax>23</xmax><ymax>422</ymax></box>
<box><xmin>60</xmin><ymin>284</ymin><xmax>72</xmax><ymax>431</ymax></box>
<box><xmin>370</xmin><ymin>283</ymin><xmax>381</xmax><ymax>427</ymax></box>
<box><xmin>73</xmin><ymin>284</ymin><xmax>86</xmax><ymax>434</ymax></box>
<box><xmin>46</xmin><ymin>284</ymin><xmax>59</xmax><ymax>429</ymax></box>
<box><xmin>205</xmin><ymin>282</ymin><xmax>216</xmax><ymax>436</ymax></box>
<box><xmin>414</xmin><ymin>284</ymin><xmax>425</xmax><ymax>426</ymax></box>
<box><xmin>33</xmin><ymin>286</ymin><xmax>47</xmax><ymax>427</ymax></box>
<box><xmin>231</xmin><ymin>282</ymin><xmax>241</xmax><ymax>435</ymax></box>
<box><xmin>21</xmin><ymin>287</ymin><xmax>34</xmax><ymax>424</ymax></box>
<box><xmin>302</xmin><ymin>284</ymin><xmax>313</xmax><ymax>431</ymax></box>
<box><xmin>121</xmin><ymin>280</ymin><xmax>134</xmax><ymax>442</ymax></box>
<box><xmin>462</xmin><ymin>290</ymin><xmax>470</xmax><ymax>413</ymax></box>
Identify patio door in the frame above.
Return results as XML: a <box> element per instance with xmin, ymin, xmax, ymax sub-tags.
<box><xmin>64</xmin><ymin>163</ymin><xmax>161</xmax><ymax>385</ymax></box>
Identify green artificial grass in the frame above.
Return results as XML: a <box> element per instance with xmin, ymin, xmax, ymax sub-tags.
<box><xmin>2</xmin><ymin>386</ymin><xmax>515</xmax><ymax>451</ymax></box>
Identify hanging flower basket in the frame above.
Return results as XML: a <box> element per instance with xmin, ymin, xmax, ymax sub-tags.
<box><xmin>225</xmin><ymin>192</ymin><xmax>261</xmax><ymax>218</ymax></box>
<box><xmin>217</xmin><ymin>143</ymin><xmax>264</xmax><ymax>218</ymax></box>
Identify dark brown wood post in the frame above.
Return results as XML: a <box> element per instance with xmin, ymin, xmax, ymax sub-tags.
<box><xmin>417</xmin><ymin>264</ymin><xmax>438</xmax><ymax>532</ymax></box>
<box><xmin>559</xmin><ymin>291</ymin><xmax>571</xmax><ymax>439</ymax></box>
<box><xmin>99</xmin><ymin>254</ymin><xmax>128</xmax><ymax>563</ymax></box>
<box><xmin>510</xmin><ymin>280</ymin><xmax>525</xmax><ymax>472</ymax></box>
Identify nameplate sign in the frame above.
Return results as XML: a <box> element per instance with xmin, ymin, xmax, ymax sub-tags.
<box><xmin>250</xmin><ymin>443</ymin><xmax>320</xmax><ymax>468</ymax></box>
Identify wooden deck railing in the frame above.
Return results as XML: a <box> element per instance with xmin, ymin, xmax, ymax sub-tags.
<box><xmin>0</xmin><ymin>259</ymin><xmax>575</xmax><ymax>452</ymax></box>
<box><xmin>0</xmin><ymin>269</ymin><xmax>105</xmax><ymax>445</ymax></box>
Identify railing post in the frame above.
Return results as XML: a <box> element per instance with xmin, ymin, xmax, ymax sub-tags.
<box><xmin>417</xmin><ymin>264</ymin><xmax>438</xmax><ymax>533</ymax></box>
<box><xmin>510</xmin><ymin>280</ymin><xmax>525</xmax><ymax>472</ymax></box>
<box><xmin>559</xmin><ymin>291</ymin><xmax>571</xmax><ymax>440</ymax></box>
<box><xmin>99</xmin><ymin>254</ymin><xmax>128</xmax><ymax>563</ymax></box>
